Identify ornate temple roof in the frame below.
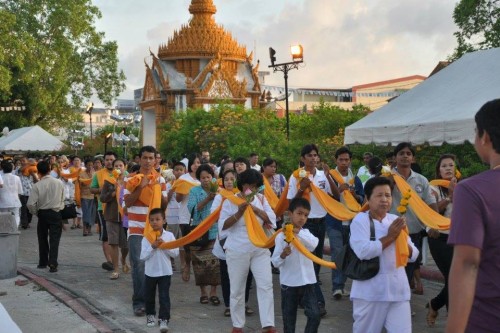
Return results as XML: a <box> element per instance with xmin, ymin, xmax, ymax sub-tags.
<box><xmin>157</xmin><ymin>0</ymin><xmax>247</xmax><ymax>61</ymax></box>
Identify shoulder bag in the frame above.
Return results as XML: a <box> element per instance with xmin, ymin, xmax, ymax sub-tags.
<box><xmin>335</xmin><ymin>214</ymin><xmax>380</xmax><ymax>281</ymax></box>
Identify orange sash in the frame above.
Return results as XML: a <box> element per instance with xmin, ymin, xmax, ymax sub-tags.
<box><xmin>429</xmin><ymin>179</ymin><xmax>450</xmax><ymax>188</ymax></box>
<box><xmin>329</xmin><ymin>169</ymin><xmax>361</xmax><ymax>212</ymax></box>
<box><xmin>395</xmin><ymin>226</ymin><xmax>410</xmax><ymax>267</ymax></box>
<box><xmin>21</xmin><ymin>164</ymin><xmax>38</xmax><ymax>176</ymax></box>
<box><xmin>171</xmin><ymin>178</ymin><xmax>198</xmax><ymax>195</ymax></box>
<box><xmin>262</xmin><ymin>176</ymin><xmax>289</xmax><ymax>216</ymax></box>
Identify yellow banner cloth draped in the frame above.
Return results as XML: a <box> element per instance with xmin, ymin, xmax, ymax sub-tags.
<box><xmin>329</xmin><ymin>170</ymin><xmax>361</xmax><ymax>212</ymax></box>
<box><xmin>395</xmin><ymin>226</ymin><xmax>410</xmax><ymax>267</ymax></box>
<box><xmin>429</xmin><ymin>179</ymin><xmax>450</xmax><ymax>188</ymax></box>
<box><xmin>75</xmin><ymin>177</ymin><xmax>92</xmax><ymax>208</ymax></box>
<box><xmin>171</xmin><ymin>179</ymin><xmax>197</xmax><ymax>195</ymax></box>
<box><xmin>392</xmin><ymin>174</ymin><xmax>450</xmax><ymax>230</ymax></box>
<box><xmin>60</xmin><ymin>168</ymin><xmax>80</xmax><ymax>180</ymax></box>
<box><xmin>21</xmin><ymin>164</ymin><xmax>38</xmax><ymax>176</ymax></box>
<box><xmin>310</xmin><ymin>184</ymin><xmax>357</xmax><ymax>221</ymax></box>
<box><xmin>262</xmin><ymin>176</ymin><xmax>289</xmax><ymax>216</ymax></box>
<box><xmin>102</xmin><ymin>174</ymin><xmax>124</xmax><ymax>218</ymax></box>
<box><xmin>125</xmin><ymin>173</ymin><xmax>162</xmax><ymax>244</ymax></box>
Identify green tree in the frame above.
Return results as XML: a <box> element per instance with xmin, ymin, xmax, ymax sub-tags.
<box><xmin>451</xmin><ymin>0</ymin><xmax>500</xmax><ymax>59</ymax></box>
<box><xmin>0</xmin><ymin>0</ymin><xmax>126</xmax><ymax>129</ymax></box>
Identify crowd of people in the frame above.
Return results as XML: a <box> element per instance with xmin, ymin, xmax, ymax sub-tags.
<box><xmin>1</xmin><ymin>98</ymin><xmax>499</xmax><ymax>333</ymax></box>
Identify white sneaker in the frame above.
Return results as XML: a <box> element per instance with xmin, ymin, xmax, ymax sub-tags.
<box><xmin>159</xmin><ymin>319</ymin><xmax>169</xmax><ymax>332</ymax></box>
<box><xmin>146</xmin><ymin>315</ymin><xmax>155</xmax><ymax>327</ymax></box>
<box><xmin>342</xmin><ymin>289</ymin><xmax>350</xmax><ymax>297</ymax></box>
<box><xmin>333</xmin><ymin>289</ymin><xmax>342</xmax><ymax>300</ymax></box>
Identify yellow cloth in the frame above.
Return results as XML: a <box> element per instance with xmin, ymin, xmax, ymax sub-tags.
<box><xmin>292</xmin><ymin>169</ymin><xmax>311</xmax><ymax>202</ymax></box>
<box><xmin>171</xmin><ymin>178</ymin><xmax>197</xmax><ymax>195</ymax></box>
<box><xmin>329</xmin><ymin>169</ymin><xmax>361</xmax><ymax>212</ymax></box>
<box><xmin>310</xmin><ymin>184</ymin><xmax>357</xmax><ymax>221</ymax></box>
<box><xmin>21</xmin><ymin>163</ymin><xmax>38</xmax><ymax>176</ymax></box>
<box><xmin>395</xmin><ymin>227</ymin><xmax>410</xmax><ymax>267</ymax></box>
<box><xmin>60</xmin><ymin>168</ymin><xmax>80</xmax><ymax>180</ymax></box>
<box><xmin>262</xmin><ymin>176</ymin><xmax>289</xmax><ymax>216</ymax></box>
<box><xmin>392</xmin><ymin>174</ymin><xmax>450</xmax><ymax>230</ymax></box>
<box><xmin>429</xmin><ymin>179</ymin><xmax>450</xmax><ymax>188</ymax></box>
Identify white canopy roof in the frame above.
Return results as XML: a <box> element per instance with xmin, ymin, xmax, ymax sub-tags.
<box><xmin>0</xmin><ymin>125</ymin><xmax>65</xmax><ymax>153</ymax></box>
<box><xmin>344</xmin><ymin>48</ymin><xmax>500</xmax><ymax>146</ymax></box>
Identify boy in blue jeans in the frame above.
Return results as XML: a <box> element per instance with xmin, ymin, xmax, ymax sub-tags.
<box><xmin>271</xmin><ymin>198</ymin><xmax>321</xmax><ymax>333</ymax></box>
<box><xmin>140</xmin><ymin>208</ymin><xmax>179</xmax><ymax>332</ymax></box>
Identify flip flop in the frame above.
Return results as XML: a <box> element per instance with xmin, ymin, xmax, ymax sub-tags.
<box><xmin>426</xmin><ymin>302</ymin><xmax>438</xmax><ymax>327</ymax></box>
<box><xmin>209</xmin><ymin>296</ymin><xmax>220</xmax><ymax>306</ymax></box>
<box><xmin>110</xmin><ymin>272</ymin><xmax>119</xmax><ymax>280</ymax></box>
<box><xmin>200</xmin><ymin>296</ymin><xmax>209</xmax><ymax>304</ymax></box>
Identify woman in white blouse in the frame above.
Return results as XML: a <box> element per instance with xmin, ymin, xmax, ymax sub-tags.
<box><xmin>218</xmin><ymin>169</ymin><xmax>277</xmax><ymax>333</ymax></box>
<box><xmin>349</xmin><ymin>177</ymin><xmax>418</xmax><ymax>333</ymax></box>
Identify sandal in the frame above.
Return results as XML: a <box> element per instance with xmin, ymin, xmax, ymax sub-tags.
<box><xmin>245</xmin><ymin>305</ymin><xmax>254</xmax><ymax>315</ymax></box>
<box><xmin>182</xmin><ymin>266</ymin><xmax>190</xmax><ymax>282</ymax></box>
<box><xmin>122</xmin><ymin>263</ymin><xmax>130</xmax><ymax>274</ymax></box>
<box><xmin>110</xmin><ymin>272</ymin><xmax>120</xmax><ymax>280</ymax></box>
<box><xmin>200</xmin><ymin>296</ymin><xmax>209</xmax><ymax>304</ymax></box>
<box><xmin>426</xmin><ymin>301</ymin><xmax>438</xmax><ymax>327</ymax></box>
<box><xmin>209</xmin><ymin>296</ymin><xmax>220</xmax><ymax>306</ymax></box>
<box><xmin>224</xmin><ymin>308</ymin><xmax>231</xmax><ymax>317</ymax></box>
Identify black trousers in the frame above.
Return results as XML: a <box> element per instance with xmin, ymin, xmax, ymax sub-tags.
<box><xmin>20</xmin><ymin>195</ymin><xmax>33</xmax><ymax>227</ymax></box>
<box><xmin>429</xmin><ymin>233</ymin><xmax>453</xmax><ymax>311</ymax></box>
<box><xmin>37</xmin><ymin>209</ymin><xmax>63</xmax><ymax>267</ymax></box>
<box><xmin>144</xmin><ymin>275</ymin><xmax>171</xmax><ymax>320</ymax></box>
<box><xmin>405</xmin><ymin>232</ymin><xmax>424</xmax><ymax>283</ymax></box>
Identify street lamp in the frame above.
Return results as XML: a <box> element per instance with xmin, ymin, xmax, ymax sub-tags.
<box><xmin>268</xmin><ymin>44</ymin><xmax>304</xmax><ymax>141</ymax></box>
<box><xmin>104</xmin><ymin>132</ymin><xmax>112</xmax><ymax>153</ymax></box>
<box><xmin>86</xmin><ymin>102</ymin><xmax>94</xmax><ymax>140</ymax></box>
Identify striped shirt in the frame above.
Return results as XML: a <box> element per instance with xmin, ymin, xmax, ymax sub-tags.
<box><xmin>124</xmin><ymin>174</ymin><xmax>167</xmax><ymax>237</ymax></box>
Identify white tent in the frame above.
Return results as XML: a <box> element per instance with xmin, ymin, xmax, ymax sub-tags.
<box><xmin>0</xmin><ymin>125</ymin><xmax>65</xmax><ymax>153</ymax></box>
<box><xmin>344</xmin><ymin>48</ymin><xmax>500</xmax><ymax>146</ymax></box>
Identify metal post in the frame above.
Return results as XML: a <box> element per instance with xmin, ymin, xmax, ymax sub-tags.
<box><xmin>90</xmin><ymin>112</ymin><xmax>93</xmax><ymax>140</ymax></box>
<box><xmin>284</xmin><ymin>66</ymin><xmax>290</xmax><ymax>141</ymax></box>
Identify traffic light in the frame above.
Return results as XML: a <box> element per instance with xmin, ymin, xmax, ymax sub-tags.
<box><xmin>269</xmin><ymin>47</ymin><xmax>276</xmax><ymax>66</ymax></box>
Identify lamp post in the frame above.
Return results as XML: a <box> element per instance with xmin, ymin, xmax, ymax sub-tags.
<box><xmin>104</xmin><ymin>133</ymin><xmax>112</xmax><ymax>153</ymax></box>
<box><xmin>268</xmin><ymin>45</ymin><xmax>304</xmax><ymax>141</ymax></box>
<box><xmin>86</xmin><ymin>102</ymin><xmax>94</xmax><ymax>140</ymax></box>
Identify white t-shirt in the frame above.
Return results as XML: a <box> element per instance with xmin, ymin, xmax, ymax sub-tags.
<box><xmin>287</xmin><ymin>168</ymin><xmax>332</xmax><ymax>218</ymax></box>
<box><xmin>0</xmin><ymin>173</ymin><xmax>22</xmax><ymax>208</ymax></box>
<box><xmin>177</xmin><ymin>173</ymin><xmax>200</xmax><ymax>225</ymax></box>
<box><xmin>165</xmin><ymin>181</ymin><xmax>180</xmax><ymax>224</ymax></box>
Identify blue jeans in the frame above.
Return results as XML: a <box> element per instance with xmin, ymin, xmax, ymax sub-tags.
<box><xmin>326</xmin><ymin>219</ymin><xmax>350</xmax><ymax>291</ymax></box>
<box><xmin>303</xmin><ymin>218</ymin><xmax>325</xmax><ymax>305</ymax></box>
<box><xmin>281</xmin><ymin>284</ymin><xmax>320</xmax><ymax>333</ymax></box>
<box><xmin>145</xmin><ymin>275</ymin><xmax>171</xmax><ymax>320</ymax></box>
<box><xmin>128</xmin><ymin>235</ymin><xmax>145</xmax><ymax>311</ymax></box>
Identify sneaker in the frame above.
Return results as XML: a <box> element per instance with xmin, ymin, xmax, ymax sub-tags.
<box><xmin>159</xmin><ymin>319</ymin><xmax>169</xmax><ymax>332</ymax></box>
<box><xmin>342</xmin><ymin>289</ymin><xmax>350</xmax><ymax>297</ymax></box>
<box><xmin>146</xmin><ymin>315</ymin><xmax>155</xmax><ymax>327</ymax></box>
<box><xmin>318</xmin><ymin>303</ymin><xmax>327</xmax><ymax>317</ymax></box>
<box><xmin>333</xmin><ymin>289</ymin><xmax>342</xmax><ymax>300</ymax></box>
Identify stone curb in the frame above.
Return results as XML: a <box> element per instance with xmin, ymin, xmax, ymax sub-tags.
<box><xmin>17</xmin><ymin>267</ymin><xmax>114</xmax><ymax>333</ymax></box>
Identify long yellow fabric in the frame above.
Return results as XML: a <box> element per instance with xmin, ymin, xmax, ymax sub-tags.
<box><xmin>392</xmin><ymin>174</ymin><xmax>450</xmax><ymax>230</ymax></box>
<box><xmin>172</xmin><ymin>178</ymin><xmax>197</xmax><ymax>195</ymax></box>
<box><xmin>395</xmin><ymin>227</ymin><xmax>410</xmax><ymax>267</ymax></box>
<box><xmin>310</xmin><ymin>184</ymin><xmax>357</xmax><ymax>220</ymax></box>
<box><xmin>262</xmin><ymin>176</ymin><xmax>289</xmax><ymax>216</ymax></box>
<box><xmin>429</xmin><ymin>179</ymin><xmax>450</xmax><ymax>188</ymax></box>
<box><xmin>329</xmin><ymin>169</ymin><xmax>361</xmax><ymax>212</ymax></box>
<box><xmin>21</xmin><ymin>164</ymin><xmax>38</xmax><ymax>176</ymax></box>
<box><xmin>291</xmin><ymin>237</ymin><xmax>336</xmax><ymax>269</ymax></box>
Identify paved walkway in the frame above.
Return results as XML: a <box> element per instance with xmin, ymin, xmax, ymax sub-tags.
<box><xmin>1</xmin><ymin>218</ymin><xmax>449</xmax><ymax>332</ymax></box>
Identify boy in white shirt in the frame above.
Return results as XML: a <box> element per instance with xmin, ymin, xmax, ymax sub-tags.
<box><xmin>271</xmin><ymin>198</ymin><xmax>321</xmax><ymax>333</ymax></box>
<box><xmin>140</xmin><ymin>208</ymin><xmax>179</xmax><ymax>332</ymax></box>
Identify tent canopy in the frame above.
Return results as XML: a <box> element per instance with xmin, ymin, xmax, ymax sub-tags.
<box><xmin>0</xmin><ymin>125</ymin><xmax>65</xmax><ymax>153</ymax></box>
<box><xmin>344</xmin><ymin>48</ymin><xmax>500</xmax><ymax>146</ymax></box>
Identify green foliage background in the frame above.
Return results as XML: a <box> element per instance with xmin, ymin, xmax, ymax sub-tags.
<box><xmin>158</xmin><ymin>102</ymin><xmax>487</xmax><ymax>180</ymax></box>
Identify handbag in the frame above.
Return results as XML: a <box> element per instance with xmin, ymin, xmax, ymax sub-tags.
<box><xmin>335</xmin><ymin>214</ymin><xmax>380</xmax><ymax>281</ymax></box>
<box><xmin>60</xmin><ymin>203</ymin><xmax>77</xmax><ymax>220</ymax></box>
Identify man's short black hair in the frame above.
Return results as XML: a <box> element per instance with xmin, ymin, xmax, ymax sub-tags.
<box><xmin>0</xmin><ymin>160</ymin><xmax>13</xmax><ymax>173</ymax></box>
<box><xmin>173</xmin><ymin>161</ymin><xmax>186</xmax><ymax>169</ymax></box>
<box><xmin>139</xmin><ymin>146</ymin><xmax>156</xmax><ymax>157</ymax></box>
<box><xmin>288</xmin><ymin>197</ymin><xmax>311</xmax><ymax>213</ymax></box>
<box><xmin>236</xmin><ymin>169</ymin><xmax>263</xmax><ymax>192</ymax></box>
<box><xmin>249</xmin><ymin>152</ymin><xmax>258</xmax><ymax>158</ymax></box>
<box><xmin>104</xmin><ymin>151</ymin><xmax>118</xmax><ymax>158</ymax></box>
<box><xmin>364</xmin><ymin>177</ymin><xmax>392</xmax><ymax>200</ymax></box>
<box><xmin>394</xmin><ymin>142</ymin><xmax>415</xmax><ymax>156</ymax></box>
<box><xmin>300</xmin><ymin>144</ymin><xmax>319</xmax><ymax>157</ymax></box>
<box><xmin>36</xmin><ymin>161</ymin><xmax>50</xmax><ymax>175</ymax></box>
<box><xmin>475</xmin><ymin>98</ymin><xmax>500</xmax><ymax>153</ymax></box>
<box><xmin>149</xmin><ymin>207</ymin><xmax>165</xmax><ymax>218</ymax></box>
<box><xmin>335</xmin><ymin>146</ymin><xmax>353</xmax><ymax>159</ymax></box>
<box><xmin>368</xmin><ymin>156</ymin><xmax>383</xmax><ymax>176</ymax></box>
<box><xmin>385</xmin><ymin>152</ymin><xmax>395</xmax><ymax>159</ymax></box>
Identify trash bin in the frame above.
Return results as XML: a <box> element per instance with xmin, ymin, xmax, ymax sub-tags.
<box><xmin>0</xmin><ymin>212</ymin><xmax>19</xmax><ymax>279</ymax></box>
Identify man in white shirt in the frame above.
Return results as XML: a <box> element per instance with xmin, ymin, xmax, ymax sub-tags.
<box><xmin>249</xmin><ymin>152</ymin><xmax>261</xmax><ymax>171</ymax></box>
<box><xmin>356</xmin><ymin>152</ymin><xmax>373</xmax><ymax>186</ymax></box>
<box><xmin>0</xmin><ymin>160</ymin><xmax>23</xmax><ymax>227</ymax></box>
<box><xmin>287</xmin><ymin>144</ymin><xmax>340</xmax><ymax>317</ymax></box>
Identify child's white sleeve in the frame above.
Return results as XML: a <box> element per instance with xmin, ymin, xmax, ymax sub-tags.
<box><xmin>271</xmin><ymin>234</ymin><xmax>286</xmax><ymax>268</ymax></box>
<box><xmin>162</xmin><ymin>232</ymin><xmax>179</xmax><ymax>258</ymax></box>
<box><xmin>298</xmin><ymin>229</ymin><xmax>319</xmax><ymax>252</ymax></box>
<box><xmin>140</xmin><ymin>237</ymin><xmax>155</xmax><ymax>261</ymax></box>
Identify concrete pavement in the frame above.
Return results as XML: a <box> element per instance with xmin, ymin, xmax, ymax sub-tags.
<box><xmin>1</xmin><ymin>218</ymin><xmax>448</xmax><ymax>332</ymax></box>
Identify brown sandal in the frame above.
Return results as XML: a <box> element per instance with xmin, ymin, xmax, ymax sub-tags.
<box><xmin>182</xmin><ymin>266</ymin><xmax>190</xmax><ymax>282</ymax></box>
<box><xmin>426</xmin><ymin>301</ymin><xmax>438</xmax><ymax>327</ymax></box>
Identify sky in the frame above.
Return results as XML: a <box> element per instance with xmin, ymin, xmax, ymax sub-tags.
<box><xmin>93</xmin><ymin>0</ymin><xmax>459</xmax><ymax>104</ymax></box>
